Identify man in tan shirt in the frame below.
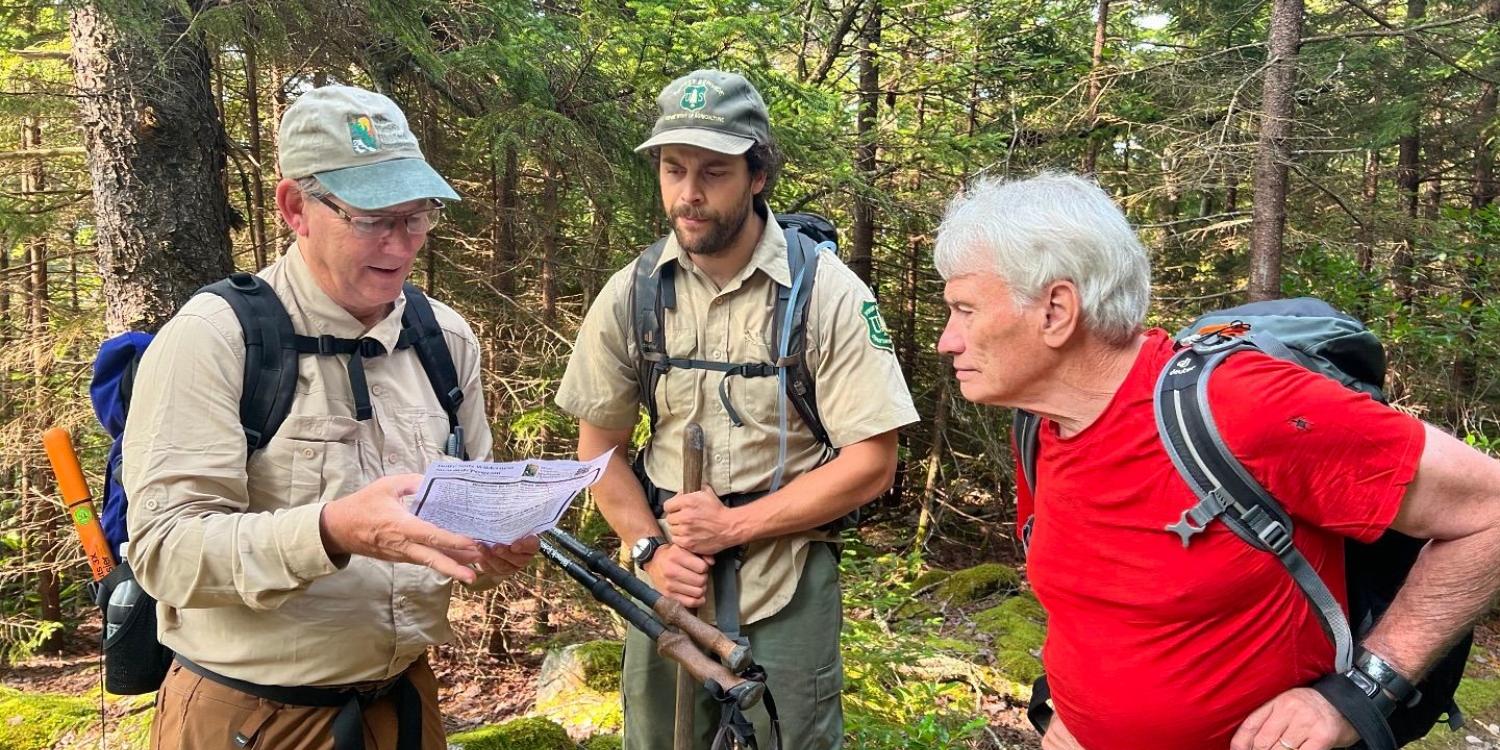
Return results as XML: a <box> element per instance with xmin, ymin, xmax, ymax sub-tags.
<box><xmin>124</xmin><ymin>85</ymin><xmax>537</xmax><ymax>750</ymax></box>
<box><xmin>557</xmin><ymin>70</ymin><xmax>918</xmax><ymax>750</ymax></box>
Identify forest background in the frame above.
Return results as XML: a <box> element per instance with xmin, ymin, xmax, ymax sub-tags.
<box><xmin>0</xmin><ymin>0</ymin><xmax>1497</xmax><ymax>747</ymax></box>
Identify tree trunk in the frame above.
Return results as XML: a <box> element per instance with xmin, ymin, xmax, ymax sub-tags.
<box><xmin>1082</xmin><ymin>0</ymin><xmax>1110</xmax><ymax>175</ymax></box>
<box><xmin>70</xmin><ymin>1</ymin><xmax>234</xmax><ymax>335</ymax></box>
<box><xmin>1247</xmin><ymin>0</ymin><xmax>1305</xmax><ymax>302</ymax></box>
<box><xmin>1357</xmin><ymin>148</ymin><xmax>1379</xmax><ymax>276</ymax></box>
<box><xmin>245</xmin><ymin>30</ymin><xmax>268</xmax><ymax>270</ymax></box>
<box><xmin>541</xmin><ymin>161</ymin><xmax>561</xmax><ymax>323</ymax></box>
<box><xmin>1391</xmin><ymin>0</ymin><xmax>1426</xmax><ymax>310</ymax></box>
<box><xmin>849</xmin><ymin>0</ymin><xmax>881</xmax><ymax>287</ymax></box>
<box><xmin>913</xmin><ymin>378</ymin><xmax>950</xmax><ymax>551</ymax></box>
<box><xmin>493</xmin><ymin>144</ymin><xmax>519</xmax><ymax>299</ymax></box>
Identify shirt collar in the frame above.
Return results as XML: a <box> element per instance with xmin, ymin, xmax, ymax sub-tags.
<box><xmin>283</xmin><ymin>242</ymin><xmax>408</xmax><ymax>351</ymax></box>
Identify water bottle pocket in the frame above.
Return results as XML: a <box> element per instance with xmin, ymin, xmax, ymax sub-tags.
<box><xmin>95</xmin><ymin>561</ymin><xmax>173</xmax><ymax>695</ymax></box>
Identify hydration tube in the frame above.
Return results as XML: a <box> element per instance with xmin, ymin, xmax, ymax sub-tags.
<box><xmin>770</xmin><ymin>240</ymin><xmax>835</xmax><ymax>491</ymax></box>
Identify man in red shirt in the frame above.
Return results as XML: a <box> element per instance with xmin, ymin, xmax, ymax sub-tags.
<box><xmin>934</xmin><ymin>172</ymin><xmax>1500</xmax><ymax>750</ymax></box>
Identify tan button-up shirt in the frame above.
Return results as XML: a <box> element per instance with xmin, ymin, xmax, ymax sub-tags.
<box><xmin>123</xmin><ymin>244</ymin><xmax>492</xmax><ymax>687</ymax></box>
<box><xmin>557</xmin><ymin>211</ymin><xmax>919</xmax><ymax>624</ymax></box>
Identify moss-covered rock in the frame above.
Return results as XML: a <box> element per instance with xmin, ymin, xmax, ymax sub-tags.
<box><xmin>934</xmin><ymin>563</ymin><xmax>1022</xmax><ymax>606</ymax></box>
<box><xmin>447</xmin><ymin>717</ymin><xmax>574</xmax><ymax>750</ymax></box>
<box><xmin>973</xmin><ymin>592</ymin><xmax>1047</xmax><ymax>684</ymax></box>
<box><xmin>0</xmin><ymin>687</ymin><xmax>101</xmax><ymax>749</ymax></box>
<box><xmin>908</xmin><ymin>569</ymin><xmax>952</xmax><ymax>592</ymax></box>
<box><xmin>582</xmin><ymin>733</ymin><xmax>623</xmax><ymax>750</ymax></box>
<box><xmin>534</xmin><ymin>640</ymin><xmax>624</xmax><ymax>739</ymax></box>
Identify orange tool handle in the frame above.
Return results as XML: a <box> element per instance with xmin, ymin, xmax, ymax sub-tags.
<box><xmin>42</xmin><ymin>427</ymin><xmax>116</xmax><ymax>581</ymax></box>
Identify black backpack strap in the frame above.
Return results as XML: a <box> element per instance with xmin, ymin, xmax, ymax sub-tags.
<box><xmin>199</xmin><ymin>273</ymin><xmax>301</xmax><ymax>452</ymax></box>
<box><xmin>1153</xmin><ymin>338</ymin><xmax>1356</xmax><ymax>674</ymax></box>
<box><xmin>1026</xmin><ymin>673</ymin><xmax>1054</xmax><ymax>735</ymax></box>
<box><xmin>631</xmin><ymin>237</ymin><xmax>672</xmax><ymax>437</ymax></box>
<box><xmin>1013</xmin><ymin>409</ymin><xmax>1041</xmax><ymax>554</ymax></box>
<box><xmin>398</xmin><ymin>284</ymin><xmax>467</xmax><ymax>459</ymax></box>
<box><xmin>771</xmin><ymin>227</ymin><xmax>832</xmax><ymax>449</ymax></box>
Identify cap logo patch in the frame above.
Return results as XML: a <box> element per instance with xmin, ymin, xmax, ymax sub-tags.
<box><xmin>348</xmin><ymin>114</ymin><xmax>379</xmax><ymax>154</ymax></box>
<box><xmin>680</xmin><ymin>84</ymin><xmax>708</xmax><ymax>111</ymax></box>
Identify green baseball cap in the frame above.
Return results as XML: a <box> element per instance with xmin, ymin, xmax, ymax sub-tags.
<box><xmin>278</xmin><ymin>85</ymin><xmax>459</xmax><ymax>210</ymax></box>
<box><xmin>635</xmin><ymin>70</ymin><xmax>771</xmax><ymax>155</ymax></box>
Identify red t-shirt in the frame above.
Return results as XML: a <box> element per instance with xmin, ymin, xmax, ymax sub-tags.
<box><xmin>1018</xmin><ymin>329</ymin><xmax>1424</xmax><ymax>750</ymax></box>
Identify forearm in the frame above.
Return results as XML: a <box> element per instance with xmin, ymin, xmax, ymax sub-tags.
<box><xmin>1359</xmin><ymin>528</ymin><xmax>1500</xmax><ymax>678</ymax></box>
<box><xmin>130</xmin><ymin>492</ymin><xmax>336</xmax><ymax>610</ymax></box>
<box><xmin>1366</xmin><ymin>423</ymin><xmax>1500</xmax><ymax>678</ymax></box>
<box><xmin>730</xmin><ymin>431</ymin><xmax>898</xmax><ymax>544</ymax></box>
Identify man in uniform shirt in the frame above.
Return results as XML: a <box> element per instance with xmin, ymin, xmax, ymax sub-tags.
<box><xmin>125</xmin><ymin>84</ymin><xmax>537</xmax><ymax>750</ymax></box>
<box><xmin>557</xmin><ymin>69</ymin><xmax>919</xmax><ymax>750</ymax></box>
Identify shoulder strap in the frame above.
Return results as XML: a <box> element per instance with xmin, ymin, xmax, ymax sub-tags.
<box><xmin>631</xmin><ymin>237</ymin><xmax>672</xmax><ymax>436</ymax></box>
<box><xmin>198</xmin><ymin>273</ymin><xmax>300</xmax><ymax>453</ymax></box>
<box><xmin>1013</xmin><ymin>409</ymin><xmax>1041</xmax><ymax>553</ymax></box>
<box><xmin>1153</xmin><ymin>338</ymin><xmax>1355</xmax><ymax>673</ymax></box>
<box><xmin>771</xmin><ymin>227</ymin><xmax>832</xmax><ymax>448</ymax></box>
<box><xmin>399</xmin><ymin>284</ymin><xmax>468</xmax><ymax>460</ymax></box>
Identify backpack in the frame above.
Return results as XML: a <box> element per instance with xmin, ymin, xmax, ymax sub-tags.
<box><xmin>630</xmin><ymin>213</ymin><xmax>855</xmax><ymax>524</ymax></box>
<box><xmin>631</xmin><ymin>212</ymin><xmax>836</xmax><ymax>448</ymax></box>
<box><xmin>88</xmin><ymin>271</ymin><xmax>467</xmax><ymax>694</ymax></box>
<box><xmin>1014</xmin><ymin>297</ymin><xmax>1470</xmax><ymax>750</ymax></box>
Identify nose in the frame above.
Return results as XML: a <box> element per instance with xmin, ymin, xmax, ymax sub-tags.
<box><xmin>678</xmin><ymin>173</ymin><xmax>705</xmax><ymax>205</ymax></box>
<box><xmin>937</xmin><ymin>316</ymin><xmax>964</xmax><ymax>355</ymax></box>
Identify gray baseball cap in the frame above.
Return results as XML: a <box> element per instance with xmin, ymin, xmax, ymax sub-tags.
<box><xmin>635</xmin><ymin>70</ymin><xmax>770</xmax><ymax>155</ymax></box>
<box><xmin>278</xmin><ymin>85</ymin><xmax>460</xmax><ymax>209</ymax></box>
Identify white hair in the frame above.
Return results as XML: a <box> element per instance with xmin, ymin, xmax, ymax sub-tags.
<box><xmin>934</xmin><ymin>172</ymin><xmax>1151</xmax><ymax>346</ymax></box>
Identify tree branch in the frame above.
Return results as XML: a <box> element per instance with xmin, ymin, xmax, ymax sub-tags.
<box><xmin>1334</xmin><ymin>1</ymin><xmax>1496</xmax><ymax>85</ymax></box>
<box><xmin>808</xmin><ymin>0</ymin><xmax>866</xmax><ymax>86</ymax></box>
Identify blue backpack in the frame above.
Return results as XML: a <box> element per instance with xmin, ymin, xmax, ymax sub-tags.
<box><xmin>1015</xmin><ymin>298</ymin><xmax>1470</xmax><ymax>750</ymax></box>
<box><xmin>87</xmin><ymin>272</ymin><xmax>465</xmax><ymax>694</ymax></box>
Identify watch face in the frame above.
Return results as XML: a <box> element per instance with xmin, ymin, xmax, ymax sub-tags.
<box><xmin>632</xmin><ymin>537</ymin><xmax>654</xmax><ymax>562</ymax></box>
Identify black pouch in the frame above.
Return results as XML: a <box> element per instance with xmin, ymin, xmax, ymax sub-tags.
<box><xmin>95</xmin><ymin>560</ymin><xmax>173</xmax><ymax>695</ymax></box>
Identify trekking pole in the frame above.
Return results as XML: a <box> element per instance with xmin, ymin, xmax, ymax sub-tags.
<box><xmin>41</xmin><ymin>428</ymin><xmax>116</xmax><ymax>582</ymax></box>
<box><xmin>542</xmin><ymin>528</ymin><xmax>749</xmax><ymax>671</ymax></box>
<box><xmin>537</xmin><ymin>537</ymin><xmax>764</xmax><ymax>711</ymax></box>
<box><xmin>675</xmin><ymin>422</ymin><xmax>706</xmax><ymax>750</ymax></box>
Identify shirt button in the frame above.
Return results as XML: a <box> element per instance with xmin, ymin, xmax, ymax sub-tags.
<box><xmin>387</xmin><ymin>453</ymin><xmax>400</xmax><ymax>465</ymax></box>
<box><xmin>714</xmin><ymin>454</ymin><xmax>724</xmax><ymax>464</ymax></box>
<box><xmin>712</xmin><ymin>350</ymin><xmax>723</xmax><ymax>358</ymax></box>
<box><xmin>301</xmin><ymin>447</ymin><xmax>315</xmax><ymax>459</ymax></box>
<box><xmin>713</xmin><ymin>298</ymin><xmax>724</xmax><ymax>306</ymax></box>
<box><xmin>145</xmin><ymin>499</ymin><xmax>159</xmax><ymax>511</ymax></box>
<box><xmin>371</xmin><ymin>385</ymin><xmax>384</xmax><ymax>397</ymax></box>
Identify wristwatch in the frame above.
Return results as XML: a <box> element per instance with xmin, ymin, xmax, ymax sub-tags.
<box><xmin>1347</xmin><ymin>649</ymin><xmax>1420</xmax><ymax>716</ymax></box>
<box><xmin>631</xmin><ymin>536</ymin><xmax>669</xmax><ymax>567</ymax></box>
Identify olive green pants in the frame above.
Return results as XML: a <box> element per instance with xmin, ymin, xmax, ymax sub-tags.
<box><xmin>622</xmin><ymin>542</ymin><xmax>844</xmax><ymax>750</ymax></box>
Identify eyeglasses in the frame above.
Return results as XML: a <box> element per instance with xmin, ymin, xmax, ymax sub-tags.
<box><xmin>314</xmin><ymin>195</ymin><xmax>443</xmax><ymax>238</ymax></box>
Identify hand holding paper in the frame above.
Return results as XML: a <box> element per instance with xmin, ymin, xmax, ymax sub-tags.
<box><xmin>410</xmin><ymin>448</ymin><xmax>614</xmax><ymax>544</ymax></box>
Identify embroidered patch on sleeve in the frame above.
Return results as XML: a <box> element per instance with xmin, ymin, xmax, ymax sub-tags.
<box><xmin>861</xmin><ymin>300</ymin><xmax>894</xmax><ymax>352</ymax></box>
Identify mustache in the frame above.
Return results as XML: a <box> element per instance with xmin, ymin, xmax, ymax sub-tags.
<box><xmin>670</xmin><ymin>207</ymin><xmax>713</xmax><ymax>222</ymax></box>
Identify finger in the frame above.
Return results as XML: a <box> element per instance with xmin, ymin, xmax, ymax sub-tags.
<box><xmin>409</xmin><ymin>543</ymin><xmax>477</xmax><ymax>584</ymax></box>
<box><xmin>404</xmin><ymin>519</ymin><xmax>479</xmax><ymax>554</ymax></box>
<box><xmin>382</xmin><ymin>473</ymin><xmax>425</xmax><ymax>497</ymax></box>
<box><xmin>510</xmin><ymin>535</ymin><xmax>541</xmax><ymax>554</ymax></box>
<box><xmin>1230</xmin><ymin>700</ymin><xmax>1275</xmax><ymax>750</ymax></box>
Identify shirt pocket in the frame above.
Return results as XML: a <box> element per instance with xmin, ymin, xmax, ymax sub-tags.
<box><xmin>660</xmin><ymin>324</ymin><xmax>700</xmax><ymax>418</ymax></box>
<box><xmin>247</xmin><ymin>415</ymin><xmax>365</xmax><ymax>510</ymax></box>
<box><xmin>396</xmin><ymin>407</ymin><xmax>458</xmax><ymax>464</ymax></box>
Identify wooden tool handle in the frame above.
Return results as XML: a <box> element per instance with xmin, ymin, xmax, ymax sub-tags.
<box><xmin>674</xmin><ymin>422</ymin><xmax>707</xmax><ymax>750</ymax></box>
